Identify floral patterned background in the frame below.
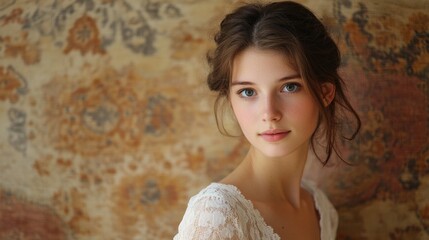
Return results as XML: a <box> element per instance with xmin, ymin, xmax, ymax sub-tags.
<box><xmin>0</xmin><ymin>0</ymin><xmax>427</xmax><ymax>239</ymax></box>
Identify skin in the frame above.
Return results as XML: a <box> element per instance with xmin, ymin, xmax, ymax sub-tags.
<box><xmin>220</xmin><ymin>47</ymin><xmax>335</xmax><ymax>239</ymax></box>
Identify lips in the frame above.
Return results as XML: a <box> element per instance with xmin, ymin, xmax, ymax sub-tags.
<box><xmin>259</xmin><ymin>129</ymin><xmax>290</xmax><ymax>142</ymax></box>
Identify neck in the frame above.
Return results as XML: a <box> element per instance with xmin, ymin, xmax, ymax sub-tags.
<box><xmin>241</xmin><ymin>144</ymin><xmax>309</xmax><ymax>208</ymax></box>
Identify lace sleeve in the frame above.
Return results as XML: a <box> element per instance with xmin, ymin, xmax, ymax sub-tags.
<box><xmin>173</xmin><ymin>188</ymin><xmax>247</xmax><ymax>240</ymax></box>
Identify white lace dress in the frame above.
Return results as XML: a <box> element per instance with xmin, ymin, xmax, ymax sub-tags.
<box><xmin>174</xmin><ymin>181</ymin><xmax>338</xmax><ymax>240</ymax></box>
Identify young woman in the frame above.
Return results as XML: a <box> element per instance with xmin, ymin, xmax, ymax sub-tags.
<box><xmin>174</xmin><ymin>1</ymin><xmax>360</xmax><ymax>239</ymax></box>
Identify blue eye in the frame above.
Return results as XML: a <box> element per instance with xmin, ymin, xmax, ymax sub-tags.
<box><xmin>282</xmin><ymin>83</ymin><xmax>301</xmax><ymax>93</ymax></box>
<box><xmin>238</xmin><ymin>89</ymin><xmax>255</xmax><ymax>97</ymax></box>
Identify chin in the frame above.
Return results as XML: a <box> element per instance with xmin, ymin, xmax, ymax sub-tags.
<box><xmin>266</xmin><ymin>153</ymin><xmax>291</xmax><ymax>159</ymax></box>
<box><xmin>259</xmin><ymin>148</ymin><xmax>292</xmax><ymax>159</ymax></box>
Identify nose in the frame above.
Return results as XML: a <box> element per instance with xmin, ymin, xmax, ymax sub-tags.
<box><xmin>262</xmin><ymin>95</ymin><xmax>282</xmax><ymax>122</ymax></box>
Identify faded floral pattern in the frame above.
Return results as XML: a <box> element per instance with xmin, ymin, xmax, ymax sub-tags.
<box><xmin>0</xmin><ymin>0</ymin><xmax>427</xmax><ymax>239</ymax></box>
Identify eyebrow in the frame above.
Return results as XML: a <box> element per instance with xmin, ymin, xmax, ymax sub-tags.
<box><xmin>231</xmin><ymin>74</ymin><xmax>301</xmax><ymax>86</ymax></box>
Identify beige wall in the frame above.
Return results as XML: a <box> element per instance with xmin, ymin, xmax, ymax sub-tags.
<box><xmin>0</xmin><ymin>0</ymin><xmax>428</xmax><ymax>239</ymax></box>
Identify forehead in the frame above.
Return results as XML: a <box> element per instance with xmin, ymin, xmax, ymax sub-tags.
<box><xmin>231</xmin><ymin>47</ymin><xmax>298</xmax><ymax>82</ymax></box>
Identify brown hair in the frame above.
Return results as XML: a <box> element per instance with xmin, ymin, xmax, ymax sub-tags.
<box><xmin>207</xmin><ymin>1</ymin><xmax>361</xmax><ymax>164</ymax></box>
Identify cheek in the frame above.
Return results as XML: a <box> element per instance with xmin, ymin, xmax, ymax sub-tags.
<box><xmin>287</xmin><ymin>98</ymin><xmax>319</xmax><ymax>127</ymax></box>
<box><xmin>231</xmin><ymin>101</ymin><xmax>255</xmax><ymax>129</ymax></box>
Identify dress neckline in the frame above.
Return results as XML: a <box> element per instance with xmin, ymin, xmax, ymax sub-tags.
<box><xmin>210</xmin><ymin>181</ymin><xmax>323</xmax><ymax>239</ymax></box>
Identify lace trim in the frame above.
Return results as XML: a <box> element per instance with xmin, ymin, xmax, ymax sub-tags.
<box><xmin>211</xmin><ymin>181</ymin><xmax>323</xmax><ymax>239</ymax></box>
<box><xmin>210</xmin><ymin>183</ymin><xmax>279</xmax><ymax>239</ymax></box>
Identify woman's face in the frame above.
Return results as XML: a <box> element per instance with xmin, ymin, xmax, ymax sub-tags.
<box><xmin>229</xmin><ymin>47</ymin><xmax>320</xmax><ymax>158</ymax></box>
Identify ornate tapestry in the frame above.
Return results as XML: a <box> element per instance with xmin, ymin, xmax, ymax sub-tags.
<box><xmin>0</xmin><ymin>0</ymin><xmax>427</xmax><ymax>239</ymax></box>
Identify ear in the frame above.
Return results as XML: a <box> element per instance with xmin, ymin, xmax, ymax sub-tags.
<box><xmin>321</xmin><ymin>82</ymin><xmax>335</xmax><ymax>107</ymax></box>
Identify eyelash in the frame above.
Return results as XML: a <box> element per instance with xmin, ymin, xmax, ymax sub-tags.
<box><xmin>236</xmin><ymin>82</ymin><xmax>302</xmax><ymax>98</ymax></box>
<box><xmin>282</xmin><ymin>82</ymin><xmax>301</xmax><ymax>93</ymax></box>
<box><xmin>237</xmin><ymin>88</ymin><xmax>256</xmax><ymax>98</ymax></box>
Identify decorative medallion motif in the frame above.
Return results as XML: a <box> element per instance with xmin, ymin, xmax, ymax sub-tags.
<box><xmin>64</xmin><ymin>15</ymin><xmax>105</xmax><ymax>55</ymax></box>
